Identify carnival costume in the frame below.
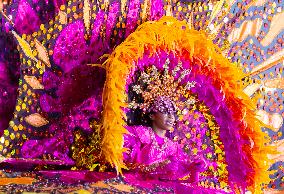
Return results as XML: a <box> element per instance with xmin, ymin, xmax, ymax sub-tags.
<box><xmin>0</xmin><ymin>0</ymin><xmax>278</xmax><ymax>193</ymax></box>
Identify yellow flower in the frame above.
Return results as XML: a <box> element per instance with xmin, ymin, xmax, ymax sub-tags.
<box><xmin>206</xmin><ymin>153</ymin><xmax>212</xmax><ymax>159</ymax></box>
<box><xmin>194</xmin><ymin>113</ymin><xmax>200</xmax><ymax>119</ymax></box>
<box><xmin>220</xmin><ymin>181</ymin><xmax>228</xmax><ymax>188</ymax></box>
<box><xmin>202</xmin><ymin>144</ymin><xmax>207</xmax><ymax>150</ymax></box>
<box><xmin>185</xmin><ymin>133</ymin><xmax>191</xmax><ymax>138</ymax></box>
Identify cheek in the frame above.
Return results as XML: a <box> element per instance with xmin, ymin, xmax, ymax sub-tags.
<box><xmin>155</xmin><ymin>115</ymin><xmax>166</xmax><ymax>125</ymax></box>
<box><xmin>160</xmin><ymin>116</ymin><xmax>168</xmax><ymax>125</ymax></box>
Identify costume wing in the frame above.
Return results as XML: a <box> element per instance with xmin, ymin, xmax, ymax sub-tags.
<box><xmin>101</xmin><ymin>17</ymin><xmax>273</xmax><ymax>192</ymax></box>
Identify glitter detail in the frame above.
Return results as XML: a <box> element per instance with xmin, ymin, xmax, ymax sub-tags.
<box><xmin>129</xmin><ymin>60</ymin><xmax>196</xmax><ymax>115</ymax></box>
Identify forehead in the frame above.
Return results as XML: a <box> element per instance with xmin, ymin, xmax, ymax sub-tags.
<box><xmin>155</xmin><ymin>111</ymin><xmax>175</xmax><ymax>116</ymax></box>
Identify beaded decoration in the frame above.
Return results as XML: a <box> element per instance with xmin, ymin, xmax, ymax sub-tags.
<box><xmin>128</xmin><ymin>60</ymin><xmax>196</xmax><ymax>117</ymax></box>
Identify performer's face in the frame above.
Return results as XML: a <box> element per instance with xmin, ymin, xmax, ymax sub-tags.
<box><xmin>152</xmin><ymin>111</ymin><xmax>175</xmax><ymax>131</ymax></box>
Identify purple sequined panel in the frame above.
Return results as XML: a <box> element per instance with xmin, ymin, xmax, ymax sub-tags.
<box><xmin>0</xmin><ymin>22</ymin><xmax>20</xmax><ymax>136</ymax></box>
<box><xmin>9</xmin><ymin>0</ymin><xmax>65</xmax><ymax>34</ymax></box>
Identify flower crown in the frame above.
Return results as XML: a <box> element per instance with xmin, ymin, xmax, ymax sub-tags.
<box><xmin>128</xmin><ymin>59</ymin><xmax>196</xmax><ymax>116</ymax></box>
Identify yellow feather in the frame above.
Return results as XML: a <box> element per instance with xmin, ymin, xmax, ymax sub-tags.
<box><xmin>35</xmin><ymin>39</ymin><xmax>51</xmax><ymax>67</ymax></box>
<box><xmin>208</xmin><ymin>0</ymin><xmax>225</xmax><ymax>26</ymax></box>
<box><xmin>83</xmin><ymin>0</ymin><xmax>91</xmax><ymax>33</ymax></box>
<box><xmin>12</xmin><ymin>31</ymin><xmax>37</xmax><ymax>62</ymax></box>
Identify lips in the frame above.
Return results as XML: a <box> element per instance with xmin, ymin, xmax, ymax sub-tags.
<box><xmin>166</xmin><ymin>121</ymin><xmax>174</xmax><ymax>126</ymax></box>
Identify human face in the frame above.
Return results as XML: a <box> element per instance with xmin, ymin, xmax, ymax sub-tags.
<box><xmin>152</xmin><ymin>111</ymin><xmax>175</xmax><ymax>131</ymax></box>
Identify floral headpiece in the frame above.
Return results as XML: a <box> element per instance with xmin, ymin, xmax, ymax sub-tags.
<box><xmin>128</xmin><ymin>59</ymin><xmax>196</xmax><ymax>115</ymax></box>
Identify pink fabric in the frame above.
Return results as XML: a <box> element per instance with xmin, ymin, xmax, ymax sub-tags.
<box><xmin>124</xmin><ymin>125</ymin><xmax>207</xmax><ymax>182</ymax></box>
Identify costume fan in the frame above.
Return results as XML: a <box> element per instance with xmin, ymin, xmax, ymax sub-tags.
<box><xmin>93</xmin><ymin>17</ymin><xmax>273</xmax><ymax>193</ymax></box>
